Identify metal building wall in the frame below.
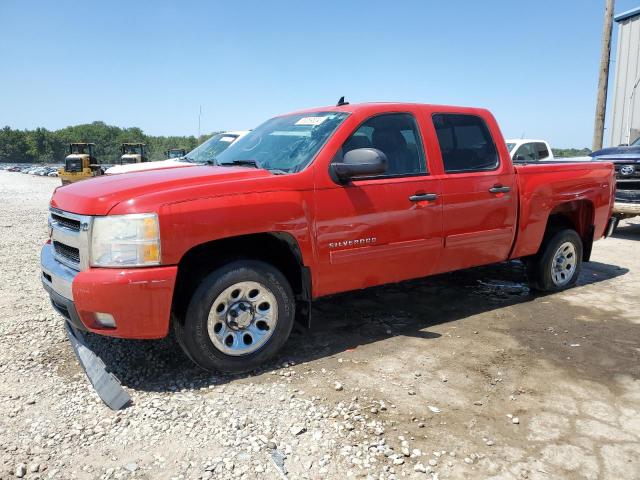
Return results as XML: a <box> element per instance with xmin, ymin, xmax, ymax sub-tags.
<box><xmin>610</xmin><ymin>13</ymin><xmax>640</xmax><ymax>146</ymax></box>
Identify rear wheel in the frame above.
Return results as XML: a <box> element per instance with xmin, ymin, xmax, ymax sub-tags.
<box><xmin>528</xmin><ymin>229</ymin><xmax>583</xmax><ymax>292</ymax></box>
<box><xmin>174</xmin><ymin>260</ymin><xmax>295</xmax><ymax>373</ymax></box>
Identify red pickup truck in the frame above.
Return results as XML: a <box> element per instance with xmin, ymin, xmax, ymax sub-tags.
<box><xmin>42</xmin><ymin>102</ymin><xmax>616</xmax><ymax>373</ymax></box>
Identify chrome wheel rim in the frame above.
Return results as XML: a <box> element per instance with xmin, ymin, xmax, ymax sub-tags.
<box><xmin>207</xmin><ymin>281</ymin><xmax>278</xmax><ymax>356</ymax></box>
<box><xmin>551</xmin><ymin>241</ymin><xmax>577</xmax><ymax>286</ymax></box>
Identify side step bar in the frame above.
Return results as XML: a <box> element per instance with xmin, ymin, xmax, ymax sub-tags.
<box><xmin>65</xmin><ymin>322</ymin><xmax>131</xmax><ymax>410</ymax></box>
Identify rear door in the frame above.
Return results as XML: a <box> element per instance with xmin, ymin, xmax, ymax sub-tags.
<box><xmin>313</xmin><ymin>111</ymin><xmax>443</xmax><ymax>296</ymax></box>
<box><xmin>430</xmin><ymin>113</ymin><xmax>517</xmax><ymax>273</ymax></box>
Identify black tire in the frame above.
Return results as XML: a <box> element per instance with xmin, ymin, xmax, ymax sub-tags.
<box><xmin>174</xmin><ymin>260</ymin><xmax>295</xmax><ymax>374</ymax></box>
<box><xmin>528</xmin><ymin>229</ymin><xmax>583</xmax><ymax>292</ymax></box>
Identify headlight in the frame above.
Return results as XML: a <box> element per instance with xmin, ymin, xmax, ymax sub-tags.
<box><xmin>90</xmin><ymin>213</ymin><xmax>161</xmax><ymax>267</ymax></box>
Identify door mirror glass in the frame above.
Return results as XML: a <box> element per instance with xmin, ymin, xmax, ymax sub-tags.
<box><xmin>331</xmin><ymin>148</ymin><xmax>388</xmax><ymax>183</ymax></box>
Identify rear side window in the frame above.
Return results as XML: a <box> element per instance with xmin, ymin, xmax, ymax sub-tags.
<box><xmin>432</xmin><ymin>114</ymin><xmax>499</xmax><ymax>173</ymax></box>
<box><xmin>535</xmin><ymin>142</ymin><xmax>550</xmax><ymax>160</ymax></box>
<box><xmin>514</xmin><ymin>143</ymin><xmax>537</xmax><ymax>162</ymax></box>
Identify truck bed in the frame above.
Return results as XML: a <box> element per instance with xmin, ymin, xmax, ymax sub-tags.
<box><xmin>511</xmin><ymin>161</ymin><xmax>615</xmax><ymax>259</ymax></box>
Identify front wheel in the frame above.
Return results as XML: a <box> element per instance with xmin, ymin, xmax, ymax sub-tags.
<box><xmin>174</xmin><ymin>260</ymin><xmax>295</xmax><ymax>373</ymax></box>
<box><xmin>528</xmin><ymin>229</ymin><xmax>583</xmax><ymax>292</ymax></box>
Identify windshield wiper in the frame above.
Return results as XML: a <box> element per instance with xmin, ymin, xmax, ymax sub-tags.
<box><xmin>217</xmin><ymin>159</ymin><xmax>261</xmax><ymax>168</ymax></box>
<box><xmin>214</xmin><ymin>159</ymin><xmax>286</xmax><ymax>174</ymax></box>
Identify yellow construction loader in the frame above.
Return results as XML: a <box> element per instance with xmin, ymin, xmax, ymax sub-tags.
<box><xmin>165</xmin><ymin>148</ymin><xmax>187</xmax><ymax>159</ymax></box>
<box><xmin>58</xmin><ymin>143</ymin><xmax>103</xmax><ymax>185</ymax></box>
<box><xmin>120</xmin><ymin>143</ymin><xmax>148</xmax><ymax>164</ymax></box>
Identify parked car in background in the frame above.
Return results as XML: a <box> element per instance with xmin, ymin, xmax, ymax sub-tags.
<box><xmin>42</xmin><ymin>102</ymin><xmax>615</xmax><ymax>374</ymax></box>
<box><xmin>591</xmin><ymin>137</ymin><xmax>640</xmax><ymax>222</ymax></box>
<box><xmin>105</xmin><ymin>131</ymin><xmax>249</xmax><ymax>175</ymax></box>
<box><xmin>506</xmin><ymin>139</ymin><xmax>554</xmax><ymax>162</ymax></box>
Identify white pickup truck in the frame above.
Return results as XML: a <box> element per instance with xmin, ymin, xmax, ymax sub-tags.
<box><xmin>105</xmin><ymin>131</ymin><xmax>249</xmax><ymax>175</ymax></box>
<box><xmin>506</xmin><ymin>139</ymin><xmax>554</xmax><ymax>162</ymax></box>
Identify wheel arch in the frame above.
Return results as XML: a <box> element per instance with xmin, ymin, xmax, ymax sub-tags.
<box><xmin>544</xmin><ymin>199</ymin><xmax>595</xmax><ymax>261</ymax></box>
<box><xmin>171</xmin><ymin>232</ymin><xmax>312</xmax><ymax>328</ymax></box>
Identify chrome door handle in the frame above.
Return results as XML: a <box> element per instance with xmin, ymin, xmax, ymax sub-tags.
<box><xmin>409</xmin><ymin>193</ymin><xmax>438</xmax><ymax>202</ymax></box>
<box><xmin>489</xmin><ymin>185</ymin><xmax>511</xmax><ymax>193</ymax></box>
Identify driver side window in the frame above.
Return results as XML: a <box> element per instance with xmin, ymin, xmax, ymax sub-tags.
<box><xmin>338</xmin><ymin>113</ymin><xmax>427</xmax><ymax>176</ymax></box>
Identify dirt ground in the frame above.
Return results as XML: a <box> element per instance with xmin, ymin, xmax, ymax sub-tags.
<box><xmin>0</xmin><ymin>171</ymin><xmax>639</xmax><ymax>480</ymax></box>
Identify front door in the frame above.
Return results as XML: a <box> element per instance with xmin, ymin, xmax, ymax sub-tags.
<box><xmin>314</xmin><ymin>112</ymin><xmax>443</xmax><ymax>296</ymax></box>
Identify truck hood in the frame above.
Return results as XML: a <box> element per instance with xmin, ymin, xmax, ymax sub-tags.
<box><xmin>105</xmin><ymin>158</ymin><xmax>192</xmax><ymax>175</ymax></box>
<box><xmin>591</xmin><ymin>145</ymin><xmax>640</xmax><ymax>160</ymax></box>
<box><xmin>51</xmin><ymin>165</ymin><xmax>273</xmax><ymax>215</ymax></box>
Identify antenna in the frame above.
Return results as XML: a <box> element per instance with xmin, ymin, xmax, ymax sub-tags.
<box><xmin>197</xmin><ymin>106</ymin><xmax>202</xmax><ymax>144</ymax></box>
<box><xmin>337</xmin><ymin>96</ymin><xmax>349</xmax><ymax>106</ymax></box>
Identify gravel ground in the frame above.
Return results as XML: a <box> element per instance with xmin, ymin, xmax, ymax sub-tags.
<box><xmin>0</xmin><ymin>170</ymin><xmax>639</xmax><ymax>480</ymax></box>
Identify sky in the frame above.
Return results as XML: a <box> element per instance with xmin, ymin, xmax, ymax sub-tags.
<box><xmin>1</xmin><ymin>0</ymin><xmax>638</xmax><ymax>148</ymax></box>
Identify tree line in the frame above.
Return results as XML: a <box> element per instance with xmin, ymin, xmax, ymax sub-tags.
<box><xmin>552</xmin><ymin>148</ymin><xmax>592</xmax><ymax>158</ymax></box>
<box><xmin>1</xmin><ymin>121</ymin><xmax>592</xmax><ymax>164</ymax></box>
<box><xmin>0</xmin><ymin>122</ymin><xmax>216</xmax><ymax>163</ymax></box>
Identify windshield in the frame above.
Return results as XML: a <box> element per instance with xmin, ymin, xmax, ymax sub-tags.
<box><xmin>506</xmin><ymin>142</ymin><xmax>516</xmax><ymax>152</ymax></box>
<box><xmin>186</xmin><ymin>133</ymin><xmax>239</xmax><ymax>163</ymax></box>
<box><xmin>632</xmin><ymin>137</ymin><xmax>640</xmax><ymax>146</ymax></box>
<box><xmin>123</xmin><ymin>145</ymin><xmax>143</xmax><ymax>154</ymax></box>
<box><xmin>215</xmin><ymin>112</ymin><xmax>349</xmax><ymax>173</ymax></box>
<box><xmin>70</xmin><ymin>145</ymin><xmax>89</xmax><ymax>154</ymax></box>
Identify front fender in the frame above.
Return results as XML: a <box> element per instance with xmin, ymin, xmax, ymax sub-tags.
<box><xmin>158</xmin><ymin>190</ymin><xmax>316</xmax><ymax>267</ymax></box>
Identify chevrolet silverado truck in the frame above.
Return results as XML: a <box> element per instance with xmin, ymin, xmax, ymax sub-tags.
<box><xmin>41</xmin><ymin>102</ymin><xmax>616</xmax><ymax>373</ymax></box>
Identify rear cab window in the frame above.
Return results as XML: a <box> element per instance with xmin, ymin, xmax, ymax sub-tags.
<box><xmin>432</xmin><ymin>114</ymin><xmax>499</xmax><ymax>173</ymax></box>
<box><xmin>535</xmin><ymin>142</ymin><xmax>550</xmax><ymax>160</ymax></box>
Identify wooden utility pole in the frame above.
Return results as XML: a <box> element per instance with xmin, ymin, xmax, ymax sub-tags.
<box><xmin>593</xmin><ymin>0</ymin><xmax>615</xmax><ymax>151</ymax></box>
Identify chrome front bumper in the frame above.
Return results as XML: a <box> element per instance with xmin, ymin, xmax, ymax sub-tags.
<box><xmin>41</xmin><ymin>242</ymin><xmax>87</xmax><ymax>331</ymax></box>
<box><xmin>41</xmin><ymin>242</ymin><xmax>77</xmax><ymax>300</ymax></box>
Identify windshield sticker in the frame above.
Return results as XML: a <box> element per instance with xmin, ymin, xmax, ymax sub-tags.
<box><xmin>220</xmin><ymin>136</ymin><xmax>236</xmax><ymax>142</ymax></box>
<box><xmin>295</xmin><ymin>116</ymin><xmax>328</xmax><ymax>126</ymax></box>
<box><xmin>271</xmin><ymin>131</ymin><xmax>311</xmax><ymax>137</ymax></box>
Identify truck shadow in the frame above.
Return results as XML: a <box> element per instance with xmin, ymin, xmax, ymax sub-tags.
<box><xmin>611</xmin><ymin>220</ymin><xmax>640</xmax><ymax>240</ymax></box>
<box><xmin>81</xmin><ymin>259</ymin><xmax>629</xmax><ymax>394</ymax></box>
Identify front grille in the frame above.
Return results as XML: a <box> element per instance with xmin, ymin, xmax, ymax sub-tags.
<box><xmin>53</xmin><ymin>241</ymin><xmax>80</xmax><ymax>264</ymax></box>
<box><xmin>51</xmin><ymin>213</ymin><xmax>80</xmax><ymax>231</ymax></box>
<box><xmin>65</xmin><ymin>159</ymin><xmax>82</xmax><ymax>172</ymax></box>
<box><xmin>616</xmin><ymin>188</ymin><xmax>640</xmax><ymax>203</ymax></box>
<box><xmin>614</xmin><ymin>164</ymin><xmax>640</xmax><ymax>179</ymax></box>
<box><xmin>49</xmin><ymin>208</ymin><xmax>91</xmax><ymax>271</ymax></box>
